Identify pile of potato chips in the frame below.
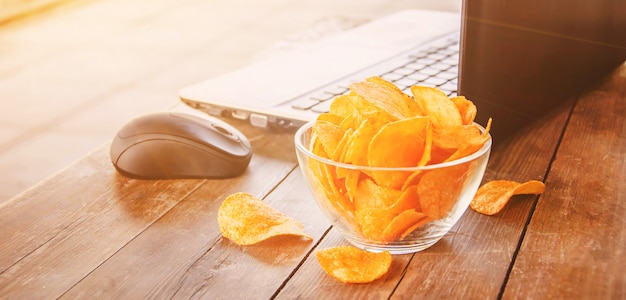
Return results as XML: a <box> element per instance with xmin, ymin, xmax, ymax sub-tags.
<box><xmin>306</xmin><ymin>77</ymin><xmax>492</xmax><ymax>243</ymax></box>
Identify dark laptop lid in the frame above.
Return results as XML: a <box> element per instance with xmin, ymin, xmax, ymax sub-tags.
<box><xmin>458</xmin><ymin>0</ymin><xmax>626</xmax><ymax>142</ymax></box>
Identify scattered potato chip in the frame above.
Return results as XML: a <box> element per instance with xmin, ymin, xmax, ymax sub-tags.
<box><xmin>470</xmin><ymin>180</ymin><xmax>546</xmax><ymax>215</ymax></box>
<box><xmin>218</xmin><ymin>192</ymin><xmax>312</xmax><ymax>245</ymax></box>
<box><xmin>315</xmin><ymin>246</ymin><xmax>392</xmax><ymax>283</ymax></box>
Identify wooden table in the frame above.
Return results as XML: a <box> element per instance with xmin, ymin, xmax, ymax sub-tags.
<box><xmin>1</xmin><ymin>60</ymin><xmax>624</xmax><ymax>299</ymax></box>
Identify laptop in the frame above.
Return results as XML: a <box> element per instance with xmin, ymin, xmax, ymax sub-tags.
<box><xmin>179</xmin><ymin>2</ymin><xmax>626</xmax><ymax>142</ymax></box>
<box><xmin>178</xmin><ymin>9</ymin><xmax>461</xmax><ymax>129</ymax></box>
<box><xmin>458</xmin><ymin>0</ymin><xmax>626</xmax><ymax>141</ymax></box>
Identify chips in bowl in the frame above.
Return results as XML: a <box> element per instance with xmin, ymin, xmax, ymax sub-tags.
<box><xmin>295</xmin><ymin>77</ymin><xmax>492</xmax><ymax>253</ymax></box>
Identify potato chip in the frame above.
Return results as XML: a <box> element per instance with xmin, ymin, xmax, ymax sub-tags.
<box><xmin>350</xmin><ymin>78</ymin><xmax>413</xmax><ymax>120</ymax></box>
<box><xmin>432</xmin><ymin>124</ymin><xmax>482</xmax><ymax>150</ymax></box>
<box><xmin>316</xmin><ymin>162</ymin><xmax>355</xmax><ymax>221</ymax></box>
<box><xmin>379</xmin><ymin>185</ymin><xmax>430</xmax><ymax>241</ymax></box>
<box><xmin>383</xmin><ymin>209</ymin><xmax>431</xmax><ymax>242</ymax></box>
<box><xmin>343</xmin><ymin>114</ymin><xmax>390</xmax><ymax>166</ymax></box>
<box><xmin>450</xmin><ymin>95</ymin><xmax>477</xmax><ymax>125</ymax></box>
<box><xmin>315</xmin><ymin>246</ymin><xmax>392</xmax><ymax>283</ymax></box>
<box><xmin>353</xmin><ymin>178</ymin><xmax>403</xmax><ymax>240</ymax></box>
<box><xmin>218</xmin><ymin>192</ymin><xmax>312</xmax><ymax>245</ymax></box>
<box><xmin>353</xmin><ymin>180</ymin><xmax>430</xmax><ymax>242</ymax></box>
<box><xmin>316</xmin><ymin>112</ymin><xmax>343</xmax><ymax>126</ymax></box>
<box><xmin>312</xmin><ymin>120</ymin><xmax>345</xmax><ymax>157</ymax></box>
<box><xmin>332</xmin><ymin>128</ymin><xmax>354</xmax><ymax>162</ymax></box>
<box><xmin>470</xmin><ymin>180</ymin><xmax>546</xmax><ymax>215</ymax></box>
<box><xmin>367</xmin><ymin>116</ymin><xmax>432</xmax><ymax>189</ymax></box>
<box><xmin>336</xmin><ymin>167</ymin><xmax>361</xmax><ymax>202</ymax></box>
<box><xmin>411</xmin><ymin>85</ymin><xmax>463</xmax><ymax>129</ymax></box>
<box><xmin>329</xmin><ymin>93</ymin><xmax>382</xmax><ymax>120</ymax></box>
<box><xmin>444</xmin><ymin>118</ymin><xmax>492</xmax><ymax>163</ymax></box>
<box><xmin>417</xmin><ymin>164</ymin><xmax>469</xmax><ymax>220</ymax></box>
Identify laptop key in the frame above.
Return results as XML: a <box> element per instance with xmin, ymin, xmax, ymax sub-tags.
<box><xmin>392</xmin><ymin>67</ymin><xmax>415</xmax><ymax>76</ymax></box>
<box><xmin>439</xmin><ymin>81</ymin><xmax>457</xmax><ymax>93</ymax></box>
<box><xmin>437</xmin><ymin>71</ymin><xmax>458</xmax><ymax>80</ymax></box>
<box><xmin>292</xmin><ymin>98</ymin><xmax>321</xmax><ymax>110</ymax></box>
<box><xmin>408</xmin><ymin>73</ymin><xmax>430</xmax><ymax>81</ymax></box>
<box><xmin>381</xmin><ymin>72</ymin><xmax>404</xmax><ymax>81</ymax></box>
<box><xmin>310</xmin><ymin>91</ymin><xmax>335</xmax><ymax>101</ymax></box>
<box><xmin>326</xmin><ymin>86</ymin><xmax>349</xmax><ymax>95</ymax></box>
<box><xmin>423</xmin><ymin>76</ymin><xmax>449</xmax><ymax>86</ymax></box>
<box><xmin>310</xmin><ymin>101</ymin><xmax>332</xmax><ymax>114</ymax></box>
<box><xmin>395</xmin><ymin>77</ymin><xmax>419</xmax><ymax>88</ymax></box>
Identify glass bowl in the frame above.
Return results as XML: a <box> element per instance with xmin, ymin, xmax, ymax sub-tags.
<box><xmin>294</xmin><ymin>120</ymin><xmax>491</xmax><ymax>254</ymax></box>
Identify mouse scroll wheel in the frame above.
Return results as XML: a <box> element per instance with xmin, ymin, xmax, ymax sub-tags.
<box><xmin>212</xmin><ymin>124</ymin><xmax>239</xmax><ymax>140</ymax></box>
<box><xmin>213</xmin><ymin>124</ymin><xmax>230</xmax><ymax>135</ymax></box>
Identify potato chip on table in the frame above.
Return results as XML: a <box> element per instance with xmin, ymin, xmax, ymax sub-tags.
<box><xmin>470</xmin><ymin>180</ymin><xmax>546</xmax><ymax>215</ymax></box>
<box><xmin>315</xmin><ymin>246</ymin><xmax>392</xmax><ymax>283</ymax></box>
<box><xmin>218</xmin><ymin>192</ymin><xmax>312</xmax><ymax>245</ymax></box>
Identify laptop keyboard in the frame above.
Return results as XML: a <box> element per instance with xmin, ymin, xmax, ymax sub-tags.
<box><xmin>291</xmin><ymin>33</ymin><xmax>459</xmax><ymax>115</ymax></box>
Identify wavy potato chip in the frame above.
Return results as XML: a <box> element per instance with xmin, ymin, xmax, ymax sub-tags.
<box><xmin>218</xmin><ymin>192</ymin><xmax>312</xmax><ymax>245</ymax></box>
<box><xmin>383</xmin><ymin>209</ymin><xmax>431</xmax><ymax>242</ymax></box>
<box><xmin>450</xmin><ymin>95</ymin><xmax>477</xmax><ymax>125</ymax></box>
<box><xmin>350</xmin><ymin>80</ymin><xmax>412</xmax><ymax>120</ymax></box>
<box><xmin>470</xmin><ymin>180</ymin><xmax>546</xmax><ymax>215</ymax></box>
<box><xmin>411</xmin><ymin>85</ymin><xmax>463</xmax><ymax>129</ymax></box>
<box><xmin>343</xmin><ymin>114</ymin><xmax>390</xmax><ymax>166</ymax></box>
<box><xmin>367</xmin><ymin>116</ymin><xmax>432</xmax><ymax>189</ymax></box>
<box><xmin>417</xmin><ymin>164</ymin><xmax>470</xmax><ymax>220</ymax></box>
<box><xmin>329</xmin><ymin>93</ymin><xmax>383</xmax><ymax>120</ymax></box>
<box><xmin>312</xmin><ymin>120</ymin><xmax>345</xmax><ymax>155</ymax></box>
<box><xmin>315</xmin><ymin>246</ymin><xmax>392</xmax><ymax>283</ymax></box>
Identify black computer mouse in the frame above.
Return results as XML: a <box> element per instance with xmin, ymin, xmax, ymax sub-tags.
<box><xmin>110</xmin><ymin>112</ymin><xmax>252</xmax><ymax>179</ymax></box>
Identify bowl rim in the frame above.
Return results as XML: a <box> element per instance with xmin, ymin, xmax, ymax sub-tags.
<box><xmin>294</xmin><ymin>120</ymin><xmax>492</xmax><ymax>171</ymax></box>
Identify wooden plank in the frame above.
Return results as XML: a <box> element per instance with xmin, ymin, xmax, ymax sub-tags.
<box><xmin>277</xmin><ymin>102</ymin><xmax>574</xmax><ymax>298</ymax></box>
<box><xmin>160</xmin><ymin>169</ymin><xmax>330</xmax><ymax>299</ymax></box>
<box><xmin>503</xmin><ymin>64</ymin><xmax>626</xmax><ymax>299</ymax></box>
<box><xmin>0</xmin><ymin>148</ymin><xmax>204</xmax><ymax>299</ymax></box>
<box><xmin>277</xmin><ymin>228</ymin><xmax>413</xmax><ymax>299</ymax></box>
<box><xmin>0</xmin><ymin>125</ymin><xmax>297</xmax><ymax>299</ymax></box>
<box><xmin>61</xmin><ymin>129</ymin><xmax>306</xmax><ymax>299</ymax></box>
<box><xmin>388</xmin><ymin>101</ymin><xmax>575</xmax><ymax>298</ymax></box>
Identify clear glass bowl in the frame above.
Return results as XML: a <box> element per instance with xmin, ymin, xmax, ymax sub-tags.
<box><xmin>294</xmin><ymin>120</ymin><xmax>491</xmax><ymax>254</ymax></box>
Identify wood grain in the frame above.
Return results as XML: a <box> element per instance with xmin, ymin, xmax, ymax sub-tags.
<box><xmin>503</xmin><ymin>63</ymin><xmax>626</xmax><ymax>299</ymax></box>
<box><xmin>0</xmin><ymin>1</ymin><xmax>623</xmax><ymax>297</ymax></box>
<box><xmin>0</xmin><ymin>148</ymin><xmax>204</xmax><ymax>298</ymax></box>
<box><xmin>388</xmin><ymin>96</ymin><xmax>573</xmax><ymax>299</ymax></box>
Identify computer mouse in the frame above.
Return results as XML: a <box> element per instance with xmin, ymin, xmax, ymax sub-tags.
<box><xmin>110</xmin><ymin>112</ymin><xmax>252</xmax><ymax>179</ymax></box>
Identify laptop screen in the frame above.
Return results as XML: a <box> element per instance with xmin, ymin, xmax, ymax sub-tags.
<box><xmin>458</xmin><ymin>0</ymin><xmax>626</xmax><ymax>142</ymax></box>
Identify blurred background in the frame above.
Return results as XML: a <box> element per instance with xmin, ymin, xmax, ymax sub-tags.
<box><xmin>0</xmin><ymin>0</ymin><xmax>461</xmax><ymax>203</ymax></box>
